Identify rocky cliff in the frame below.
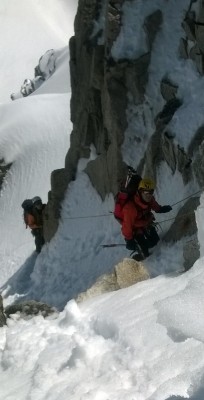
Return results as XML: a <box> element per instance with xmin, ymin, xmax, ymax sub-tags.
<box><xmin>44</xmin><ymin>0</ymin><xmax>204</xmax><ymax>269</ymax></box>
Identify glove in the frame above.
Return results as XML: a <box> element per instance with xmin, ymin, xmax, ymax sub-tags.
<box><xmin>125</xmin><ymin>238</ymin><xmax>137</xmax><ymax>251</ymax></box>
<box><xmin>158</xmin><ymin>205</ymin><xmax>172</xmax><ymax>213</ymax></box>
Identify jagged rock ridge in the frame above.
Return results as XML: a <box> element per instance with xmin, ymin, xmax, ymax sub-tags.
<box><xmin>42</xmin><ymin>0</ymin><xmax>204</xmax><ymax>268</ymax></box>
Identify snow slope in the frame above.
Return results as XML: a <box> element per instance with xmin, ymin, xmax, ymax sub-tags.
<box><xmin>0</xmin><ymin>0</ymin><xmax>204</xmax><ymax>399</ymax></box>
<box><xmin>0</xmin><ymin>92</ymin><xmax>71</xmax><ymax>285</ymax></box>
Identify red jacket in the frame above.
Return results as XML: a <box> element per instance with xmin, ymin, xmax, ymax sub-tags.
<box><xmin>121</xmin><ymin>194</ymin><xmax>161</xmax><ymax>240</ymax></box>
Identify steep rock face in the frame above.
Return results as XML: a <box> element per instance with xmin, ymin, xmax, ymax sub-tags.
<box><xmin>164</xmin><ymin>197</ymin><xmax>200</xmax><ymax>242</ymax></box>
<box><xmin>44</xmin><ymin>1</ymin><xmax>163</xmax><ymax>240</ymax></box>
<box><xmin>179</xmin><ymin>0</ymin><xmax>204</xmax><ymax>74</ymax></box>
<box><xmin>45</xmin><ymin>0</ymin><xmax>204</xmax><ymax>271</ymax></box>
<box><xmin>140</xmin><ymin>98</ymin><xmax>192</xmax><ymax>183</ymax></box>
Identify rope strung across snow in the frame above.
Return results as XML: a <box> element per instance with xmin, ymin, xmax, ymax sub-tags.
<box><xmin>156</xmin><ymin>210</ymin><xmax>196</xmax><ymax>224</ymax></box>
<box><xmin>63</xmin><ymin>213</ymin><xmax>111</xmax><ymax>219</ymax></box>
<box><xmin>63</xmin><ymin>191</ymin><xmax>202</xmax><ymax>221</ymax></box>
<box><xmin>100</xmin><ymin>191</ymin><xmax>203</xmax><ymax>248</ymax></box>
<box><xmin>171</xmin><ymin>189</ymin><xmax>203</xmax><ymax>207</ymax></box>
<box><xmin>101</xmin><ymin>212</ymin><xmax>197</xmax><ymax>248</ymax></box>
<box><xmin>61</xmin><ymin>189</ymin><xmax>203</xmax><ymax>221</ymax></box>
<box><xmin>40</xmin><ymin>191</ymin><xmax>203</xmax><ymax>251</ymax></box>
<box><xmin>62</xmin><ymin>209</ymin><xmax>196</xmax><ymax>229</ymax></box>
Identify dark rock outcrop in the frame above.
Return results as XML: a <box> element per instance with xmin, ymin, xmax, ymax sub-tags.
<box><xmin>0</xmin><ymin>159</ymin><xmax>12</xmax><ymax>191</ymax></box>
<box><xmin>0</xmin><ymin>297</ymin><xmax>57</xmax><ymax>325</ymax></box>
<box><xmin>179</xmin><ymin>2</ymin><xmax>204</xmax><ymax>75</ymax></box>
<box><xmin>160</xmin><ymin>78</ymin><xmax>178</xmax><ymax>102</ymax></box>
<box><xmin>163</xmin><ymin>197</ymin><xmax>200</xmax><ymax>243</ymax></box>
<box><xmin>10</xmin><ymin>49</ymin><xmax>56</xmax><ymax>101</ymax></box>
<box><xmin>183</xmin><ymin>235</ymin><xmax>200</xmax><ymax>271</ymax></box>
<box><xmin>5</xmin><ymin>300</ymin><xmax>57</xmax><ymax>319</ymax></box>
<box><xmin>0</xmin><ymin>295</ymin><xmax>6</xmax><ymax>327</ymax></box>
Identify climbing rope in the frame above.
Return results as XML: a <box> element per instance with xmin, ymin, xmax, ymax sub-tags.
<box><xmin>101</xmin><ymin>212</ymin><xmax>197</xmax><ymax>248</ymax></box>
<box><xmin>62</xmin><ymin>189</ymin><xmax>203</xmax><ymax>221</ymax></box>
<box><xmin>100</xmin><ymin>191</ymin><xmax>203</xmax><ymax>248</ymax></box>
<box><xmin>63</xmin><ymin>213</ymin><xmax>111</xmax><ymax>220</ymax></box>
<box><xmin>157</xmin><ymin>210</ymin><xmax>196</xmax><ymax>225</ymax></box>
<box><xmin>171</xmin><ymin>189</ymin><xmax>203</xmax><ymax>207</ymax></box>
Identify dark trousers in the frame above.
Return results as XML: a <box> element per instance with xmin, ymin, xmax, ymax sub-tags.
<box><xmin>31</xmin><ymin>228</ymin><xmax>45</xmax><ymax>253</ymax></box>
<box><xmin>134</xmin><ymin>225</ymin><xmax>160</xmax><ymax>257</ymax></box>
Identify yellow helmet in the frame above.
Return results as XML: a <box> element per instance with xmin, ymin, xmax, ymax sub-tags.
<box><xmin>138</xmin><ymin>178</ymin><xmax>155</xmax><ymax>191</ymax></box>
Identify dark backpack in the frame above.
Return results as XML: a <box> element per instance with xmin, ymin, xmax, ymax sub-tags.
<box><xmin>21</xmin><ymin>199</ymin><xmax>34</xmax><ymax>227</ymax></box>
<box><xmin>113</xmin><ymin>167</ymin><xmax>141</xmax><ymax>223</ymax></box>
<box><xmin>21</xmin><ymin>199</ymin><xmax>45</xmax><ymax>229</ymax></box>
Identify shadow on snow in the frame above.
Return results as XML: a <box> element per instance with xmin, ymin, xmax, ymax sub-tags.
<box><xmin>1</xmin><ymin>252</ymin><xmax>38</xmax><ymax>302</ymax></box>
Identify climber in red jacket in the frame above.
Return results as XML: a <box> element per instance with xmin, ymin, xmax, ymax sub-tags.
<box><xmin>121</xmin><ymin>178</ymin><xmax>172</xmax><ymax>259</ymax></box>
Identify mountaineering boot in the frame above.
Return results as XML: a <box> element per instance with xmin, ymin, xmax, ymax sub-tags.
<box><xmin>134</xmin><ymin>234</ymin><xmax>150</xmax><ymax>258</ymax></box>
<box><xmin>130</xmin><ymin>240</ymin><xmax>146</xmax><ymax>261</ymax></box>
<box><xmin>132</xmin><ymin>253</ymin><xmax>145</xmax><ymax>261</ymax></box>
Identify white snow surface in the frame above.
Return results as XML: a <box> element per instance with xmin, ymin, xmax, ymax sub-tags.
<box><xmin>0</xmin><ymin>0</ymin><xmax>76</xmax><ymax>102</ymax></box>
<box><xmin>0</xmin><ymin>1</ymin><xmax>204</xmax><ymax>399</ymax></box>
